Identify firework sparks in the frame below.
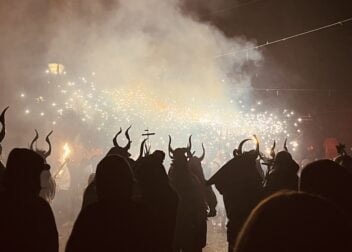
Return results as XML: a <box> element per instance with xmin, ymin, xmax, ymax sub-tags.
<box><xmin>19</xmin><ymin>65</ymin><xmax>303</xmax><ymax>159</ymax></box>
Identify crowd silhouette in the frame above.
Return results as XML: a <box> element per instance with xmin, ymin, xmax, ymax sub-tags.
<box><xmin>0</xmin><ymin>105</ymin><xmax>351</xmax><ymax>252</ymax></box>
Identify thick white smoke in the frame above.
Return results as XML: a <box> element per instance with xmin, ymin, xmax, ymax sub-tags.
<box><xmin>47</xmin><ymin>0</ymin><xmax>262</xmax><ymax>105</ymax></box>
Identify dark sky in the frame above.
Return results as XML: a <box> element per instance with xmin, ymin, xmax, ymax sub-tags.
<box><xmin>187</xmin><ymin>0</ymin><xmax>352</xmax><ymax>147</ymax></box>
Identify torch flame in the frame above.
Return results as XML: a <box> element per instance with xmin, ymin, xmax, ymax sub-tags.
<box><xmin>61</xmin><ymin>143</ymin><xmax>71</xmax><ymax>163</ymax></box>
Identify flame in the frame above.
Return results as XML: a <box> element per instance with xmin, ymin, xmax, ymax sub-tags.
<box><xmin>61</xmin><ymin>143</ymin><xmax>71</xmax><ymax>163</ymax></box>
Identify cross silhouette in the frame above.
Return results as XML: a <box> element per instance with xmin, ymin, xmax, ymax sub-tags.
<box><xmin>142</xmin><ymin>129</ymin><xmax>155</xmax><ymax>140</ymax></box>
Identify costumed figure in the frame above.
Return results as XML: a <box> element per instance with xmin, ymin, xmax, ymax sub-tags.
<box><xmin>168</xmin><ymin>135</ymin><xmax>207</xmax><ymax>252</ymax></box>
<box><xmin>264</xmin><ymin>139</ymin><xmax>299</xmax><ymax>195</ymax></box>
<box><xmin>207</xmin><ymin>136</ymin><xmax>263</xmax><ymax>251</ymax></box>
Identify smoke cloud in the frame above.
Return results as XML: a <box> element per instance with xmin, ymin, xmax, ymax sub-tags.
<box><xmin>45</xmin><ymin>0</ymin><xmax>262</xmax><ymax>101</ymax></box>
<box><xmin>0</xmin><ymin>0</ymin><xmax>264</xmax><ymax>154</ymax></box>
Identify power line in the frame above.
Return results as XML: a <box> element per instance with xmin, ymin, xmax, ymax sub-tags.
<box><xmin>208</xmin><ymin>0</ymin><xmax>266</xmax><ymax>15</ymax></box>
<box><xmin>232</xmin><ymin>87</ymin><xmax>352</xmax><ymax>92</ymax></box>
<box><xmin>216</xmin><ymin>16</ymin><xmax>352</xmax><ymax>58</ymax></box>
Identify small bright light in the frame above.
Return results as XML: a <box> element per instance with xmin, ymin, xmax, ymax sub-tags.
<box><xmin>298</xmin><ymin>118</ymin><xmax>302</xmax><ymax>122</ymax></box>
<box><xmin>20</xmin><ymin>93</ymin><xmax>25</xmax><ymax>98</ymax></box>
<box><xmin>52</xmin><ymin>103</ymin><xmax>56</xmax><ymax>107</ymax></box>
<box><xmin>291</xmin><ymin>141</ymin><xmax>299</xmax><ymax>148</ymax></box>
<box><xmin>52</xmin><ymin>121</ymin><xmax>57</xmax><ymax>125</ymax></box>
<box><xmin>25</xmin><ymin>109</ymin><xmax>30</xmax><ymax>114</ymax></box>
<box><xmin>40</xmin><ymin>112</ymin><xmax>45</xmax><ymax>116</ymax></box>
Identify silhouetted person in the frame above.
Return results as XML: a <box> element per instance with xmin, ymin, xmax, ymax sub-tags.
<box><xmin>168</xmin><ymin>136</ymin><xmax>207</xmax><ymax>252</ymax></box>
<box><xmin>80</xmin><ymin>127</ymin><xmax>136</xmax><ymax>209</ymax></box>
<box><xmin>234</xmin><ymin>191</ymin><xmax>352</xmax><ymax>252</ymax></box>
<box><xmin>300</xmin><ymin>159</ymin><xmax>352</xmax><ymax>216</ymax></box>
<box><xmin>207</xmin><ymin>138</ymin><xmax>263</xmax><ymax>251</ymax></box>
<box><xmin>81</xmin><ymin>173</ymin><xmax>97</xmax><ymax>209</ymax></box>
<box><xmin>66</xmin><ymin>155</ymin><xmax>139</xmax><ymax>252</ymax></box>
<box><xmin>187</xmin><ymin>141</ymin><xmax>217</xmax><ymax>217</ymax></box>
<box><xmin>265</xmin><ymin>151</ymin><xmax>299</xmax><ymax>195</ymax></box>
<box><xmin>0</xmin><ymin>148</ymin><xmax>58</xmax><ymax>252</ymax></box>
<box><xmin>135</xmin><ymin>150</ymin><xmax>179</xmax><ymax>252</ymax></box>
<box><xmin>334</xmin><ymin>143</ymin><xmax>352</xmax><ymax>175</ymax></box>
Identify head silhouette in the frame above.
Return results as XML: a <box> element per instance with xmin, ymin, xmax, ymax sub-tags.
<box><xmin>139</xmin><ymin>150</ymin><xmax>168</xmax><ymax>188</ymax></box>
<box><xmin>95</xmin><ymin>155</ymin><xmax>134</xmax><ymax>202</ymax></box>
<box><xmin>300</xmin><ymin>159</ymin><xmax>352</xmax><ymax>214</ymax></box>
<box><xmin>3</xmin><ymin>148</ymin><xmax>46</xmax><ymax>197</ymax></box>
<box><xmin>235</xmin><ymin>191</ymin><xmax>352</xmax><ymax>252</ymax></box>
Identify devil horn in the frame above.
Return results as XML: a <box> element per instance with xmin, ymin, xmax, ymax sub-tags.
<box><xmin>237</xmin><ymin>138</ymin><xmax>251</xmax><ymax>155</ymax></box>
<box><xmin>113</xmin><ymin>128</ymin><xmax>122</xmax><ymax>147</ymax></box>
<box><xmin>0</xmin><ymin>106</ymin><xmax>9</xmax><ymax>143</ymax></box>
<box><xmin>199</xmin><ymin>143</ymin><xmax>205</xmax><ymax>161</ymax></box>
<box><xmin>270</xmin><ymin>140</ymin><xmax>276</xmax><ymax>158</ymax></box>
<box><xmin>187</xmin><ymin>135</ymin><xmax>192</xmax><ymax>150</ymax></box>
<box><xmin>44</xmin><ymin>131</ymin><xmax>53</xmax><ymax>158</ymax></box>
<box><xmin>138</xmin><ymin>138</ymin><xmax>148</xmax><ymax>160</ymax></box>
<box><xmin>30</xmin><ymin>130</ymin><xmax>39</xmax><ymax>151</ymax></box>
<box><xmin>253</xmin><ymin>135</ymin><xmax>260</xmax><ymax>158</ymax></box>
<box><xmin>168</xmin><ymin>135</ymin><xmax>174</xmax><ymax>158</ymax></box>
<box><xmin>186</xmin><ymin>135</ymin><xmax>194</xmax><ymax>158</ymax></box>
<box><xmin>124</xmin><ymin>125</ymin><xmax>132</xmax><ymax>150</ymax></box>
<box><xmin>284</xmin><ymin>138</ymin><xmax>288</xmax><ymax>152</ymax></box>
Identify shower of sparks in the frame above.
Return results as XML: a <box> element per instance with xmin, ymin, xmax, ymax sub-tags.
<box><xmin>18</xmin><ymin>65</ymin><xmax>303</xmax><ymax>160</ymax></box>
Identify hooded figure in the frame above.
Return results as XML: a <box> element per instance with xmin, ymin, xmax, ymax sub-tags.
<box><xmin>66</xmin><ymin>155</ymin><xmax>140</xmax><ymax>252</ymax></box>
<box><xmin>300</xmin><ymin>159</ymin><xmax>352</xmax><ymax>217</ymax></box>
<box><xmin>207</xmin><ymin>137</ymin><xmax>263</xmax><ymax>251</ymax></box>
<box><xmin>265</xmin><ymin>150</ymin><xmax>299</xmax><ymax>196</ymax></box>
<box><xmin>0</xmin><ymin>148</ymin><xmax>58</xmax><ymax>252</ymax></box>
<box><xmin>235</xmin><ymin>191</ymin><xmax>352</xmax><ymax>252</ymax></box>
<box><xmin>168</xmin><ymin>136</ymin><xmax>208</xmax><ymax>252</ymax></box>
<box><xmin>135</xmin><ymin>150</ymin><xmax>179</xmax><ymax>252</ymax></box>
<box><xmin>187</xmin><ymin>138</ymin><xmax>218</xmax><ymax>218</ymax></box>
<box><xmin>81</xmin><ymin>136</ymin><xmax>147</xmax><ymax>210</ymax></box>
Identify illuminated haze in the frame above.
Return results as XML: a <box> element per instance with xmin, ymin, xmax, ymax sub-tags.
<box><xmin>0</xmin><ymin>0</ymin><xmax>301</xmax><ymax>163</ymax></box>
